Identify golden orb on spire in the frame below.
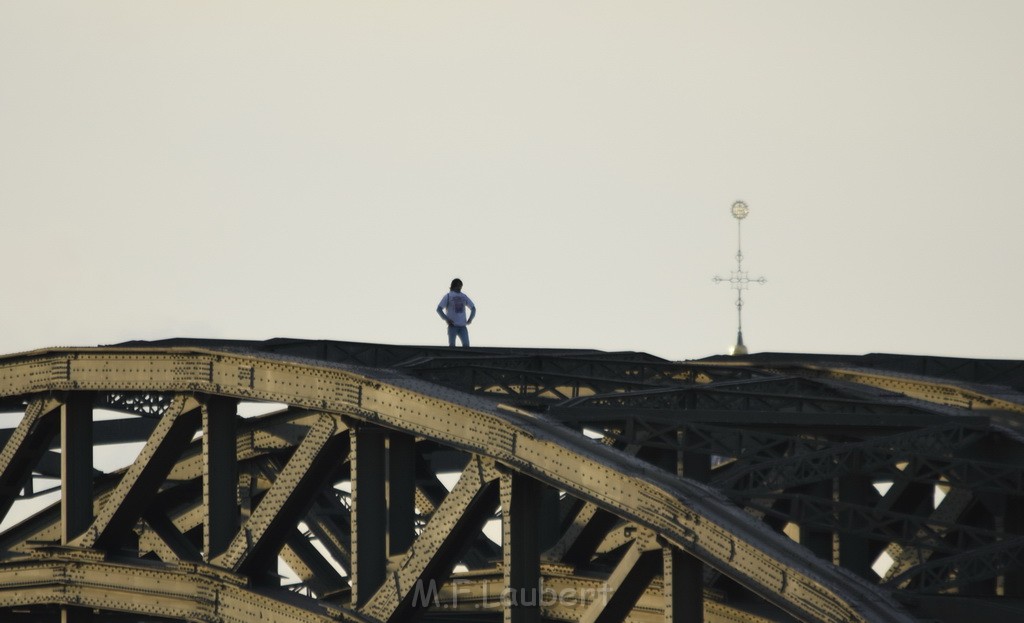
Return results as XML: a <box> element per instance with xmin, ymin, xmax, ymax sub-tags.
<box><xmin>731</xmin><ymin>200</ymin><xmax>750</xmax><ymax>220</ymax></box>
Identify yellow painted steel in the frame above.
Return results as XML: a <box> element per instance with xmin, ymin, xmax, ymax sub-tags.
<box><xmin>0</xmin><ymin>347</ymin><xmax>917</xmax><ymax>623</ymax></box>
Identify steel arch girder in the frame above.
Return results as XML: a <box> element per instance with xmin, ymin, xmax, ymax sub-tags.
<box><xmin>0</xmin><ymin>347</ymin><xmax>916</xmax><ymax>623</ymax></box>
<box><xmin>0</xmin><ymin>553</ymin><xmax>371</xmax><ymax>623</ymax></box>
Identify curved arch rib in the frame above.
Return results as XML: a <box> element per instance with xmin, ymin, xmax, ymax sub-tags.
<box><xmin>0</xmin><ymin>346</ymin><xmax>916</xmax><ymax>623</ymax></box>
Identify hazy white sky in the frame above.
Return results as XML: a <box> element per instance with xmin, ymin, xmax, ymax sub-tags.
<box><xmin>2</xmin><ymin>2</ymin><xmax>1022</xmax><ymax>362</ymax></box>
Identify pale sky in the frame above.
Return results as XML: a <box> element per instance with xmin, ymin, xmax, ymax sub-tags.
<box><xmin>2</xmin><ymin>2</ymin><xmax>1022</xmax><ymax>362</ymax></box>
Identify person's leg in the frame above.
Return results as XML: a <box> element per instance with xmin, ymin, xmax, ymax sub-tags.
<box><xmin>447</xmin><ymin>325</ymin><xmax>457</xmax><ymax>347</ymax></box>
<box><xmin>457</xmin><ymin>326</ymin><xmax>470</xmax><ymax>347</ymax></box>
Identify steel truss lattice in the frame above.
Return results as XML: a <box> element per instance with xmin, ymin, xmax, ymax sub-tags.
<box><xmin>0</xmin><ymin>339</ymin><xmax>1022</xmax><ymax>622</ymax></box>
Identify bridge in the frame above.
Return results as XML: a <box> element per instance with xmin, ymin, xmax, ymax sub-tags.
<box><xmin>0</xmin><ymin>338</ymin><xmax>1022</xmax><ymax>622</ymax></box>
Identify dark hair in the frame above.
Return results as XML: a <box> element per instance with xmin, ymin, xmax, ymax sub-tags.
<box><xmin>450</xmin><ymin>278</ymin><xmax>463</xmax><ymax>290</ymax></box>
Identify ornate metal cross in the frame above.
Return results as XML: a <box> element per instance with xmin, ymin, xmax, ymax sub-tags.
<box><xmin>712</xmin><ymin>200</ymin><xmax>766</xmax><ymax>355</ymax></box>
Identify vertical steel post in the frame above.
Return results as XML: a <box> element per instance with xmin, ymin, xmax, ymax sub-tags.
<box><xmin>61</xmin><ymin>392</ymin><xmax>93</xmax><ymax>543</ymax></box>
<box><xmin>502</xmin><ymin>471</ymin><xmax>541</xmax><ymax>623</ymax></box>
<box><xmin>1004</xmin><ymin>496</ymin><xmax>1024</xmax><ymax>597</ymax></box>
<box><xmin>387</xmin><ymin>431</ymin><xmax>416</xmax><ymax>556</ymax></box>
<box><xmin>664</xmin><ymin>428</ymin><xmax>706</xmax><ymax>622</ymax></box>
<box><xmin>800</xmin><ymin>479</ymin><xmax>835</xmax><ymax>562</ymax></box>
<box><xmin>963</xmin><ymin>501</ymin><xmax>998</xmax><ymax>595</ymax></box>
<box><xmin>352</xmin><ymin>425</ymin><xmax>387</xmax><ymax>607</ymax></box>
<box><xmin>663</xmin><ymin>546</ymin><xmax>703</xmax><ymax>623</ymax></box>
<box><xmin>204</xmin><ymin>396</ymin><xmax>238</xmax><ymax>559</ymax></box>
<box><xmin>677</xmin><ymin>429</ymin><xmax>710</xmax><ymax>482</ymax></box>
<box><xmin>61</xmin><ymin>392</ymin><xmax>93</xmax><ymax>623</ymax></box>
<box><xmin>537</xmin><ymin>485</ymin><xmax>561</xmax><ymax>553</ymax></box>
<box><xmin>839</xmin><ymin>470</ymin><xmax>875</xmax><ymax>579</ymax></box>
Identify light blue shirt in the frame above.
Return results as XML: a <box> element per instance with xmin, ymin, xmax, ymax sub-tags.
<box><xmin>437</xmin><ymin>291</ymin><xmax>476</xmax><ymax>326</ymax></box>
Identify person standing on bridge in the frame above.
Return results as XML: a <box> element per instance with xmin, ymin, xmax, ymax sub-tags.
<box><xmin>436</xmin><ymin>278</ymin><xmax>476</xmax><ymax>347</ymax></box>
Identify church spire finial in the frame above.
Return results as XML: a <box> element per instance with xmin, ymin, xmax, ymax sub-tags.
<box><xmin>712</xmin><ymin>201</ymin><xmax>767</xmax><ymax>356</ymax></box>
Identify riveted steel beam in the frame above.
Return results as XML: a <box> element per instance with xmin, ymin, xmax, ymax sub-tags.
<box><xmin>884</xmin><ymin>535</ymin><xmax>1024</xmax><ymax>594</ymax></box>
<box><xmin>388</xmin><ymin>431</ymin><xmax>417</xmax><ymax>557</ymax></box>
<box><xmin>792</xmin><ymin>365</ymin><xmax>1024</xmax><ymax>427</ymax></box>
<box><xmin>714</xmin><ymin>424</ymin><xmax>993</xmax><ymax>495</ymax></box>
<box><xmin>70</xmin><ymin>395</ymin><xmax>201</xmax><ymax>550</ymax></box>
<box><xmin>60</xmin><ymin>392</ymin><xmax>93</xmax><ymax>545</ymax></box>
<box><xmin>430</xmin><ymin>566</ymin><xmax>773</xmax><ymax>623</ymax></box>
<box><xmin>502</xmin><ymin>470</ymin><xmax>543</xmax><ymax>623</ymax></box>
<box><xmin>0</xmin><ymin>398</ymin><xmax>61</xmax><ymax>523</ymax></box>
<box><xmin>0</xmin><ymin>551</ymin><xmax>365</xmax><ymax>623</ymax></box>
<box><xmin>303</xmin><ymin>490</ymin><xmax>353</xmax><ymax>576</ymax></box>
<box><xmin>578</xmin><ymin>537</ymin><xmax>661</xmax><ymax>623</ymax></box>
<box><xmin>213</xmin><ymin>413</ymin><xmax>345</xmax><ymax>577</ymax></box>
<box><xmin>555</xmin><ymin>388</ymin><xmax>937</xmax><ymax>418</ymax></box>
<box><xmin>362</xmin><ymin>455</ymin><xmax>500</xmax><ymax>622</ymax></box>
<box><xmin>838</xmin><ymin>467</ymin><xmax>877</xmax><ymax>579</ymax></box>
<box><xmin>352</xmin><ymin>424</ymin><xmax>387</xmax><ymax>607</ymax></box>
<box><xmin>283</xmin><ymin>527</ymin><xmax>348</xmax><ymax>597</ymax></box>
<box><xmin>550</xmin><ymin>502</ymin><xmax>621</xmax><ymax>566</ymax></box>
<box><xmin>882</xmin><ymin>488</ymin><xmax>973</xmax><ymax>583</ymax></box>
<box><xmin>0</xmin><ymin>347</ymin><xmax>923</xmax><ymax>623</ymax></box>
<box><xmin>140</xmin><ymin>504</ymin><xmax>203</xmax><ymax>562</ymax></box>
<box><xmin>746</xmin><ymin>493</ymin><xmax>996</xmax><ymax>558</ymax></box>
<box><xmin>204</xmin><ymin>395</ymin><xmax>239</xmax><ymax>559</ymax></box>
<box><xmin>663</xmin><ymin>544</ymin><xmax>704</xmax><ymax>623</ymax></box>
<box><xmin>0</xmin><ymin>408</ymin><xmax>348</xmax><ymax>561</ymax></box>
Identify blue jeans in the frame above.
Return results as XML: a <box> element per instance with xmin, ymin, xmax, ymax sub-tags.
<box><xmin>448</xmin><ymin>325</ymin><xmax>470</xmax><ymax>347</ymax></box>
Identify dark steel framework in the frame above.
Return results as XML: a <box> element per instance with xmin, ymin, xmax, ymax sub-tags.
<box><xmin>0</xmin><ymin>338</ymin><xmax>1022</xmax><ymax>622</ymax></box>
